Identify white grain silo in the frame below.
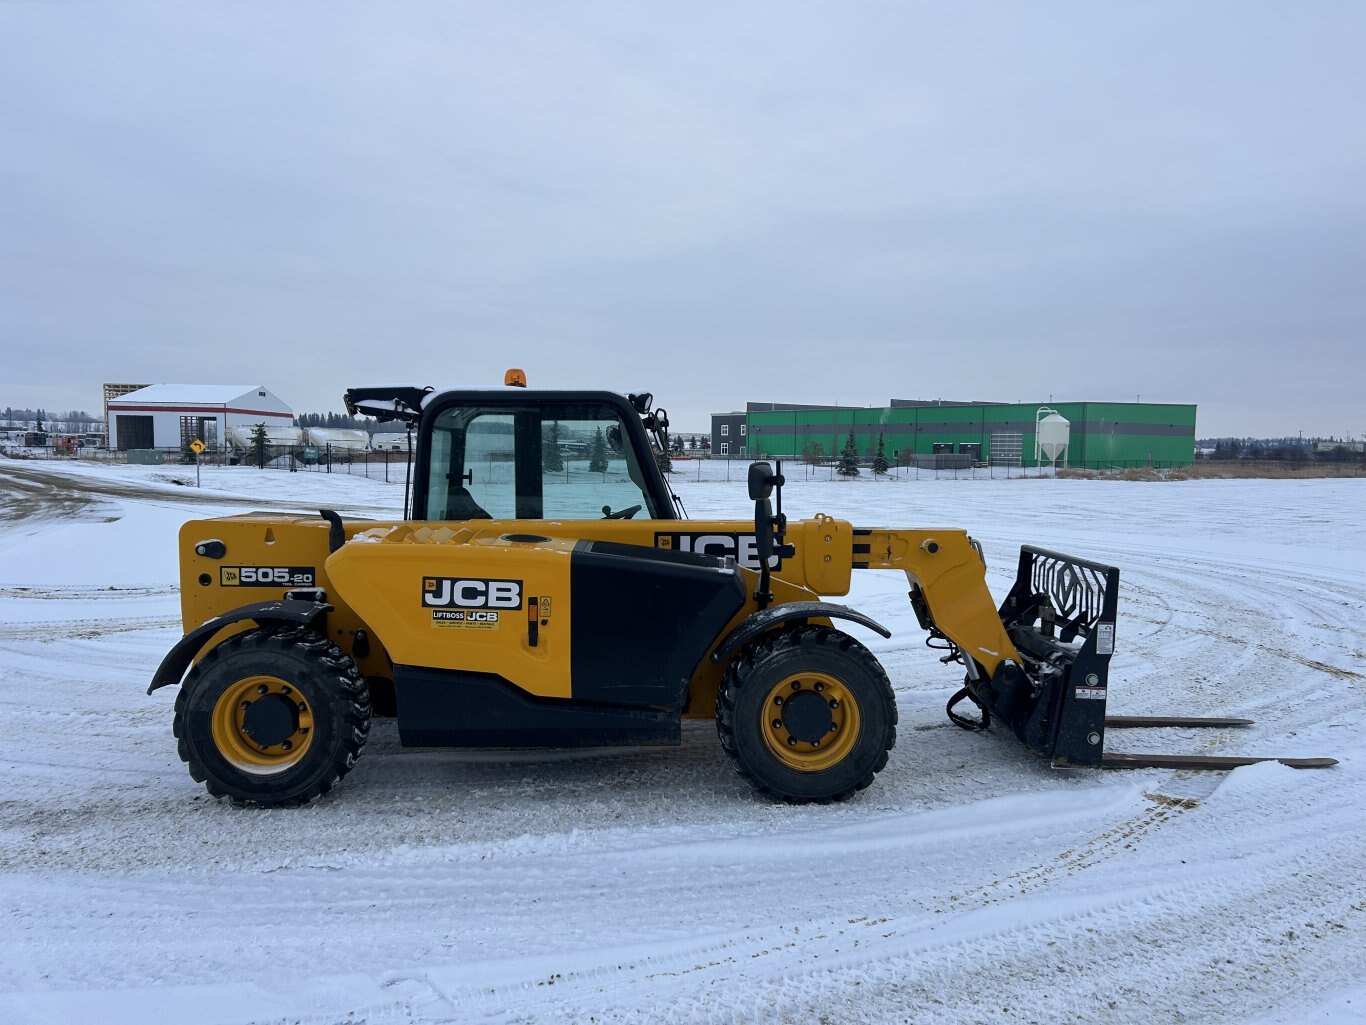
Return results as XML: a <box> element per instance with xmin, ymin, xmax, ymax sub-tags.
<box><xmin>1035</xmin><ymin>408</ymin><xmax>1071</xmax><ymax>468</ymax></box>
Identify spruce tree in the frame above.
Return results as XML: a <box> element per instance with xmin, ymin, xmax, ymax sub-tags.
<box><xmin>837</xmin><ymin>430</ymin><xmax>860</xmax><ymax>477</ymax></box>
<box><xmin>872</xmin><ymin>432</ymin><xmax>890</xmax><ymax>475</ymax></box>
<box><xmin>542</xmin><ymin>421</ymin><xmax>564</xmax><ymax>472</ymax></box>
<box><xmin>249</xmin><ymin>423</ymin><xmax>269</xmax><ymax>468</ymax></box>
<box><xmin>588</xmin><ymin>427</ymin><xmax>609</xmax><ymax>473</ymax></box>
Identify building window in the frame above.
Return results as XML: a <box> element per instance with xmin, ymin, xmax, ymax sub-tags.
<box><xmin>720</xmin><ymin>442</ymin><xmax>729</xmax><ymax>455</ymax></box>
<box><xmin>740</xmin><ymin>424</ymin><xmax>747</xmax><ymax>436</ymax></box>
<box><xmin>721</xmin><ymin>424</ymin><xmax>729</xmax><ymax>437</ymax></box>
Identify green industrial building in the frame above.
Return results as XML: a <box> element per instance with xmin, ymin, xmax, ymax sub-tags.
<box><xmin>711</xmin><ymin>400</ymin><xmax>1198</xmax><ymax>469</ymax></box>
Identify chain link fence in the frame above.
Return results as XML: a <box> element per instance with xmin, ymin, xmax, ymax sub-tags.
<box><xmin>8</xmin><ymin>444</ymin><xmax>1363</xmax><ymax>482</ymax></box>
<box><xmin>6</xmin><ymin>443</ymin><xmax>410</xmax><ymax>482</ymax></box>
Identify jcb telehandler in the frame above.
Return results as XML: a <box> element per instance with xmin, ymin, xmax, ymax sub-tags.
<box><xmin>149</xmin><ymin>376</ymin><xmax>1333</xmax><ymax>806</ymax></box>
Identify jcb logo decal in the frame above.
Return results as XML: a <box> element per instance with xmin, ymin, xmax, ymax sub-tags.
<box><xmin>221</xmin><ymin>566</ymin><xmax>316</xmax><ymax>587</ymax></box>
<box><xmin>653</xmin><ymin>533</ymin><xmax>777</xmax><ymax>570</ymax></box>
<box><xmin>422</xmin><ymin>577</ymin><xmax>522</xmax><ymax>608</ymax></box>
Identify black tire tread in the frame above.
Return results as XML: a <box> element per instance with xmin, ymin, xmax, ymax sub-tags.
<box><xmin>172</xmin><ymin>625</ymin><xmax>371</xmax><ymax>807</ymax></box>
<box><xmin>716</xmin><ymin>625</ymin><xmax>897</xmax><ymax>803</ymax></box>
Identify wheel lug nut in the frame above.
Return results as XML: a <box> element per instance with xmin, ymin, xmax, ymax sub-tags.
<box><xmin>772</xmin><ymin>719</ymin><xmax>783</xmax><ymax>729</ymax></box>
<box><xmin>787</xmin><ymin>737</ymin><xmax>797</xmax><ymax>747</ymax></box>
<box><xmin>241</xmin><ymin>701</ymin><xmax>251</xmax><ymax>711</ymax></box>
<box><xmin>830</xmin><ymin>723</ymin><xmax>839</xmax><ymax>732</ymax></box>
<box><xmin>282</xmin><ymin>686</ymin><xmax>291</xmax><ymax>695</ymax></box>
<box><xmin>282</xmin><ymin>740</ymin><xmax>293</xmax><ymax>751</ymax></box>
<box><xmin>773</xmin><ymin>696</ymin><xmax>784</xmax><ymax>706</ymax></box>
<box><xmin>811</xmin><ymin>740</ymin><xmax>820</xmax><ymax>748</ymax></box>
<box><xmin>791</xmin><ymin>681</ymin><xmax>801</xmax><ymax>691</ymax></box>
<box><xmin>814</xmin><ymin>682</ymin><xmax>824</xmax><ymax>692</ymax></box>
<box><xmin>257</xmin><ymin>684</ymin><xmax>268</xmax><ymax>695</ymax></box>
<box><xmin>829</xmin><ymin>699</ymin><xmax>840</xmax><ymax>709</ymax></box>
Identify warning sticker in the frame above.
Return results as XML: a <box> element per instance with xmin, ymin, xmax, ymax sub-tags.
<box><xmin>1075</xmin><ymin>687</ymin><xmax>1108</xmax><ymax>701</ymax></box>
<box><xmin>1096</xmin><ymin>622</ymin><xmax>1115</xmax><ymax>655</ymax></box>
<box><xmin>431</xmin><ymin>610</ymin><xmax>501</xmax><ymax>630</ymax></box>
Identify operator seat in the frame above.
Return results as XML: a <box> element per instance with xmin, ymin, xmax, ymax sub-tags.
<box><xmin>445</xmin><ymin>486</ymin><xmax>492</xmax><ymax>520</ymax></box>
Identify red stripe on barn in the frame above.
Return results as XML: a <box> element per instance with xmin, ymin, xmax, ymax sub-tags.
<box><xmin>107</xmin><ymin>405</ymin><xmax>294</xmax><ymax>418</ymax></box>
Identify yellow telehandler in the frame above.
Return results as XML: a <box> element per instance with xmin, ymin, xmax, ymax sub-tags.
<box><xmin>148</xmin><ymin>376</ymin><xmax>1333</xmax><ymax>805</ymax></box>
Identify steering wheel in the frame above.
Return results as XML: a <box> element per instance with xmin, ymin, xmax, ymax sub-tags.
<box><xmin>601</xmin><ymin>504</ymin><xmax>642</xmax><ymax>520</ymax></box>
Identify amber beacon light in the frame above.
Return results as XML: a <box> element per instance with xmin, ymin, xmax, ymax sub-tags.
<box><xmin>504</xmin><ymin>368</ymin><xmax>527</xmax><ymax>387</ymax></box>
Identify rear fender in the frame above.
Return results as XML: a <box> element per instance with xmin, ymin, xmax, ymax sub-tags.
<box><xmin>709</xmin><ymin>601</ymin><xmax>890</xmax><ymax>666</ymax></box>
<box><xmin>146</xmin><ymin>598</ymin><xmax>332</xmax><ymax>694</ymax></box>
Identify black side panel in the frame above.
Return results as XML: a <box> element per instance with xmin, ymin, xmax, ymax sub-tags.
<box><xmin>393</xmin><ymin>667</ymin><xmax>680</xmax><ymax>748</ymax></box>
<box><xmin>570</xmin><ymin>541</ymin><xmax>747</xmax><ymax>707</ymax></box>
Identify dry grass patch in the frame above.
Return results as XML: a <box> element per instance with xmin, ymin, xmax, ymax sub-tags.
<box><xmin>1054</xmin><ymin>463</ymin><xmax>1365</xmax><ymax>482</ymax></box>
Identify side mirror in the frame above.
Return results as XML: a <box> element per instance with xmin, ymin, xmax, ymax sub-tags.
<box><xmin>754</xmin><ymin>499</ymin><xmax>774</xmax><ymax>564</ymax></box>
<box><xmin>748</xmin><ymin>461</ymin><xmax>774</xmax><ymax>501</ymax></box>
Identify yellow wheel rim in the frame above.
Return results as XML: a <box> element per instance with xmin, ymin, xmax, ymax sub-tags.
<box><xmin>210</xmin><ymin>675</ymin><xmax>314</xmax><ymax>775</ymax></box>
<box><xmin>760</xmin><ymin>671</ymin><xmax>861</xmax><ymax>772</ymax></box>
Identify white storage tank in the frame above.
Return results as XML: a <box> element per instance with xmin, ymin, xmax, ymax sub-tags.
<box><xmin>1035</xmin><ymin>408</ymin><xmax>1070</xmax><ymax>467</ymax></box>
<box><xmin>304</xmin><ymin>428</ymin><xmax>371</xmax><ymax>454</ymax></box>
<box><xmin>226</xmin><ymin>424</ymin><xmax>303</xmax><ymax>452</ymax></box>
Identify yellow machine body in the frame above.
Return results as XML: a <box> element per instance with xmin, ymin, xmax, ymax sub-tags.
<box><xmin>177</xmin><ymin>512</ymin><xmax>1018</xmax><ymax>721</ymax></box>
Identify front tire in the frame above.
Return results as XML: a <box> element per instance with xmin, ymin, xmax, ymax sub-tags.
<box><xmin>717</xmin><ymin>626</ymin><xmax>897</xmax><ymax>802</ymax></box>
<box><xmin>172</xmin><ymin>626</ymin><xmax>371</xmax><ymax>806</ymax></box>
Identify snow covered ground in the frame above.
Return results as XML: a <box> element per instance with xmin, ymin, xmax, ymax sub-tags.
<box><xmin>0</xmin><ymin>458</ymin><xmax>1363</xmax><ymax>1025</ymax></box>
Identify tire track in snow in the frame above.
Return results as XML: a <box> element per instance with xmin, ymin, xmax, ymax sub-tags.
<box><xmin>377</xmin><ymin>835</ymin><xmax>1364</xmax><ymax>1025</ymax></box>
<box><xmin>0</xmin><ymin>615</ymin><xmax>180</xmax><ymax>641</ymax></box>
<box><xmin>404</xmin><ymin>767</ymin><xmax>1365</xmax><ymax>1025</ymax></box>
<box><xmin>0</xmin><ymin>584</ymin><xmax>177</xmax><ymax>601</ymax></box>
<box><xmin>1083</xmin><ymin>537</ymin><xmax>1362</xmax><ymax>770</ymax></box>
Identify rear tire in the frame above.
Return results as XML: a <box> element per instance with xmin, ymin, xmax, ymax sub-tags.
<box><xmin>717</xmin><ymin>626</ymin><xmax>897</xmax><ymax>802</ymax></box>
<box><xmin>172</xmin><ymin>626</ymin><xmax>371</xmax><ymax>806</ymax></box>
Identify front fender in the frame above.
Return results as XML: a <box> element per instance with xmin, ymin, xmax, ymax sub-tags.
<box><xmin>146</xmin><ymin>598</ymin><xmax>331</xmax><ymax>694</ymax></box>
<box><xmin>709</xmin><ymin>601</ymin><xmax>891</xmax><ymax>666</ymax></box>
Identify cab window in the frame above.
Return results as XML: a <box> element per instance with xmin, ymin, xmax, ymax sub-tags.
<box><xmin>423</xmin><ymin>401</ymin><xmax>661</xmax><ymax>521</ymax></box>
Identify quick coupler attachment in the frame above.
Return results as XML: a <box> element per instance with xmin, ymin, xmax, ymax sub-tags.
<box><xmin>974</xmin><ymin>546</ymin><xmax>1121</xmax><ymax>764</ymax></box>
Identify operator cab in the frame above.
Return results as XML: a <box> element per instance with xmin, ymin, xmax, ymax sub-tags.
<box><xmin>345</xmin><ymin>382</ymin><xmax>678</xmax><ymax>522</ymax></box>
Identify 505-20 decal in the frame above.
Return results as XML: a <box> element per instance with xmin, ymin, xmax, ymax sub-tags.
<box><xmin>220</xmin><ymin>566</ymin><xmax>316</xmax><ymax>587</ymax></box>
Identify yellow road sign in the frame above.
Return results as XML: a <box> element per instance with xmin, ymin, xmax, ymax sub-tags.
<box><xmin>190</xmin><ymin>439</ymin><xmax>206</xmax><ymax>454</ymax></box>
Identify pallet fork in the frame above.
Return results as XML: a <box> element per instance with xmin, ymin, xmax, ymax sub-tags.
<box><xmin>947</xmin><ymin>546</ymin><xmax>1336</xmax><ymax>771</ymax></box>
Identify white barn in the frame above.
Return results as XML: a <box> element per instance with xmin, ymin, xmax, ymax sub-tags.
<box><xmin>106</xmin><ymin>384</ymin><xmax>294</xmax><ymax>451</ymax></box>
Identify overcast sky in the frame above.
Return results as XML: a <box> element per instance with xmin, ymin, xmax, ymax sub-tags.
<box><xmin>2</xmin><ymin>1</ymin><xmax>1363</xmax><ymax>436</ymax></box>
